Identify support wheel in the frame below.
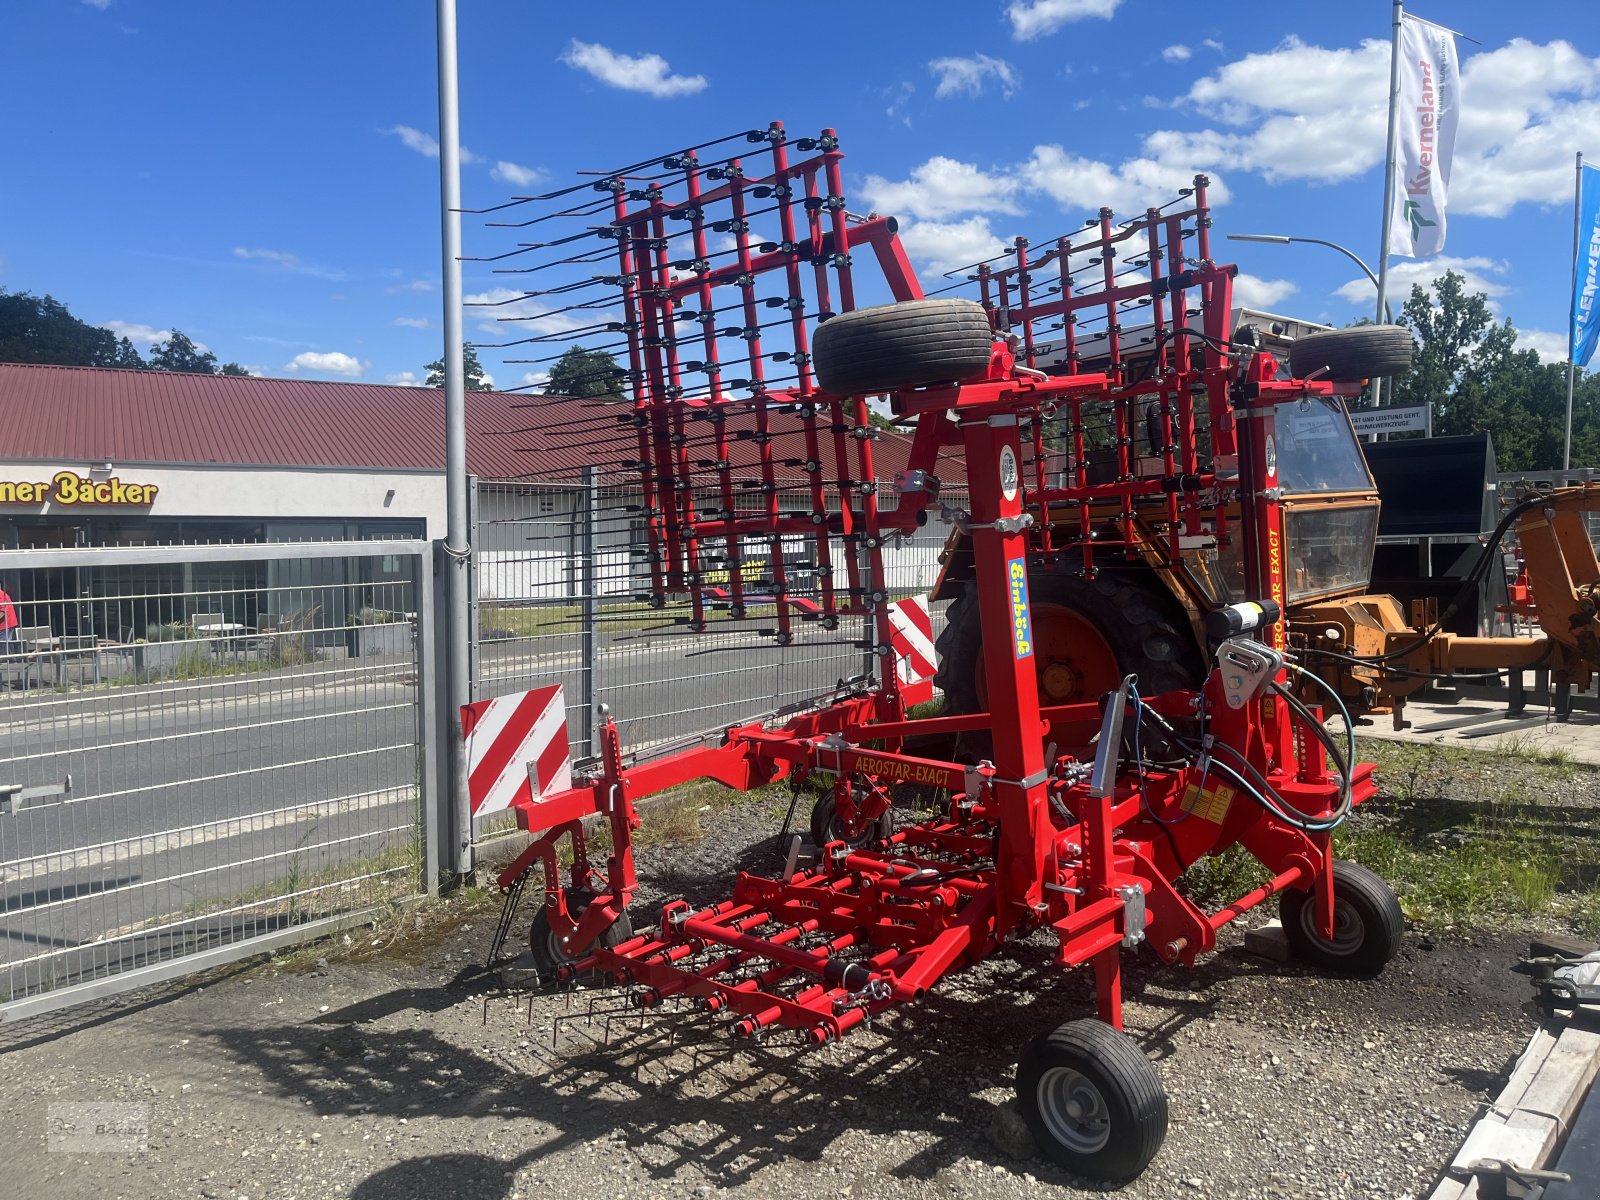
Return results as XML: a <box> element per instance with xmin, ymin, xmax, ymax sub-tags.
<box><xmin>1279</xmin><ymin>860</ymin><xmax>1403</xmax><ymax>978</ymax></box>
<box><xmin>529</xmin><ymin>890</ymin><xmax>634</xmax><ymax>981</ymax></box>
<box><xmin>1017</xmin><ymin>1019</ymin><xmax>1168</xmax><ymax>1182</ymax></box>
<box><xmin>809</xmin><ymin>792</ymin><xmax>892</xmax><ymax>849</ymax></box>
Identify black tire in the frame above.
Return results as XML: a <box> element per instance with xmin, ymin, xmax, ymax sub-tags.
<box><xmin>1287</xmin><ymin>324</ymin><xmax>1414</xmax><ymax>382</ymax></box>
<box><xmin>1017</xmin><ymin>1018</ymin><xmax>1168</xmax><ymax>1182</ymax></box>
<box><xmin>811</xmin><ymin>299</ymin><xmax>995</xmax><ymax>396</ymax></box>
<box><xmin>529</xmin><ymin>890</ymin><xmax>634</xmax><ymax>981</ymax></box>
<box><xmin>933</xmin><ymin>571</ymin><xmax>1205</xmax><ymax>716</ymax></box>
<box><xmin>1279</xmin><ymin>860</ymin><xmax>1403</xmax><ymax>978</ymax></box>
<box><xmin>809</xmin><ymin>791</ymin><xmax>892</xmax><ymax>849</ymax></box>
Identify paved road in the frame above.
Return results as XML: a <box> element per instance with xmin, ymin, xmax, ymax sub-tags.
<box><xmin>0</xmin><ymin>623</ymin><xmax>878</xmax><ymax>1003</ymax></box>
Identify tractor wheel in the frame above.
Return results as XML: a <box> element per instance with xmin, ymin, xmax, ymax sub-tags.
<box><xmin>934</xmin><ymin>571</ymin><xmax>1205</xmax><ymax>717</ymax></box>
<box><xmin>809</xmin><ymin>791</ymin><xmax>893</xmax><ymax>849</ymax></box>
<box><xmin>529</xmin><ymin>890</ymin><xmax>634</xmax><ymax>982</ymax></box>
<box><xmin>1287</xmin><ymin>324</ymin><xmax>1414</xmax><ymax>382</ymax></box>
<box><xmin>1279</xmin><ymin>860</ymin><xmax>1403</xmax><ymax>978</ymax></box>
<box><xmin>811</xmin><ymin>299</ymin><xmax>995</xmax><ymax>396</ymax></box>
<box><xmin>1017</xmin><ymin>1018</ymin><xmax>1168</xmax><ymax>1182</ymax></box>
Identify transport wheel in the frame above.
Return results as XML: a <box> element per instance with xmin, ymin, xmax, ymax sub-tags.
<box><xmin>1287</xmin><ymin>324</ymin><xmax>1414</xmax><ymax>382</ymax></box>
<box><xmin>935</xmin><ymin>571</ymin><xmax>1204</xmax><ymax>715</ymax></box>
<box><xmin>811</xmin><ymin>298</ymin><xmax>995</xmax><ymax>396</ymax></box>
<box><xmin>809</xmin><ymin>791</ymin><xmax>892</xmax><ymax>848</ymax></box>
<box><xmin>529</xmin><ymin>890</ymin><xmax>634</xmax><ymax>981</ymax></box>
<box><xmin>1279</xmin><ymin>860</ymin><xmax>1403</xmax><ymax>978</ymax></box>
<box><xmin>1017</xmin><ymin>1018</ymin><xmax>1168</xmax><ymax>1182</ymax></box>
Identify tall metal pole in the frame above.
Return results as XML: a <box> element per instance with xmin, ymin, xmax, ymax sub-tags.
<box><xmin>1374</xmin><ymin>0</ymin><xmax>1406</xmax><ymax>417</ymax></box>
<box><xmin>1566</xmin><ymin>151</ymin><xmax>1583</xmax><ymax>472</ymax></box>
<box><xmin>436</xmin><ymin>0</ymin><xmax>473</xmax><ymax>877</ymax></box>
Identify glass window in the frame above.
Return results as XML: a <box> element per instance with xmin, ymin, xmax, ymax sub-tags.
<box><xmin>1284</xmin><ymin>504</ymin><xmax>1379</xmax><ymax>602</ymax></box>
<box><xmin>1275</xmin><ymin>399</ymin><xmax>1373</xmax><ymax>493</ymax></box>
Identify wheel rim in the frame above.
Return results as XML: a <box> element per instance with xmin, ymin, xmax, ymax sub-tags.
<box><xmin>1035</xmin><ymin>1066</ymin><xmax>1112</xmax><ymax>1155</ymax></box>
<box><xmin>976</xmin><ymin>603</ymin><xmax>1121</xmax><ymax>708</ymax></box>
<box><xmin>1299</xmin><ymin>896</ymin><xmax>1365</xmax><ymax>957</ymax></box>
<box><xmin>826</xmin><ymin>804</ymin><xmax>878</xmax><ymax>847</ymax></box>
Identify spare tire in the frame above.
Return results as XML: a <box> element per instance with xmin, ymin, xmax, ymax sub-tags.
<box><xmin>812</xmin><ymin>298</ymin><xmax>995</xmax><ymax>396</ymax></box>
<box><xmin>1287</xmin><ymin>324</ymin><xmax>1414</xmax><ymax>382</ymax></box>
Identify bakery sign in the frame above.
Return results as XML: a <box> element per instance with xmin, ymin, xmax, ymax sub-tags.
<box><xmin>0</xmin><ymin>470</ymin><xmax>159</xmax><ymax>508</ymax></box>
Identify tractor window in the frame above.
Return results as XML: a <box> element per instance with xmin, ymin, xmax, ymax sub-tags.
<box><xmin>1275</xmin><ymin>398</ymin><xmax>1372</xmax><ymax>493</ymax></box>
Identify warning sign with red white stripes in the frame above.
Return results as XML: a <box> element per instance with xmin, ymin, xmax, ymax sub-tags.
<box><xmin>886</xmin><ymin>594</ymin><xmax>936</xmax><ymax>704</ymax></box>
<box><xmin>460</xmin><ymin>684</ymin><xmax>573</xmax><ymax>817</ymax></box>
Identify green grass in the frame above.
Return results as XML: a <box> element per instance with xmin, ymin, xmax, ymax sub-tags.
<box><xmin>1324</xmin><ymin>735</ymin><xmax>1600</xmax><ymax>930</ymax></box>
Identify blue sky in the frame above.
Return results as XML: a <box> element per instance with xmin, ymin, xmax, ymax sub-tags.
<box><xmin>4</xmin><ymin>0</ymin><xmax>1596</xmax><ymax>386</ymax></box>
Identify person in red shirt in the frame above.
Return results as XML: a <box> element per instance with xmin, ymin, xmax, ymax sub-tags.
<box><xmin>0</xmin><ymin>585</ymin><xmax>18</xmax><ymax>649</ymax></box>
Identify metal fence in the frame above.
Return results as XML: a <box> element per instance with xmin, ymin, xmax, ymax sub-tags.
<box><xmin>472</xmin><ymin>474</ymin><xmax>962</xmax><ymax>765</ymax></box>
<box><xmin>0</xmin><ymin>540</ymin><xmax>437</xmax><ymax>1020</ymax></box>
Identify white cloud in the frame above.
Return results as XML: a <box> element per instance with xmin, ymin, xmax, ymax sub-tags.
<box><xmin>384</xmin><ymin>125</ymin><xmax>481</xmax><ymax>164</ymax></box>
<box><xmin>1164</xmin><ymin>35</ymin><xmax>1600</xmax><ymax>216</ymax></box>
<box><xmin>1007</xmin><ymin>0</ymin><xmax>1123</xmax><ymax>41</ymax></box>
<box><xmin>1162</xmin><ymin>45</ymin><xmax>1192</xmax><ymax>63</ymax></box>
<box><xmin>285</xmin><ymin>351</ymin><xmax>366</xmax><ymax>377</ymax></box>
<box><xmin>1231</xmin><ymin>273</ymin><xmax>1298</xmax><ymax>311</ymax></box>
<box><xmin>1021</xmin><ymin>143</ymin><xmax>1229</xmax><ymax>215</ymax></box>
<box><xmin>885</xmin><ymin>81</ymin><xmax>915</xmax><ymax>127</ymax></box>
<box><xmin>1201</xmin><ymin>38</ymin><xmax>1225</xmax><ymax>53</ymax></box>
<box><xmin>895</xmin><ymin>216</ymin><xmax>1012</xmax><ymax>277</ymax></box>
<box><xmin>929</xmin><ymin>54</ymin><xmax>1020</xmax><ymax>100</ymax></box>
<box><xmin>101</xmin><ymin>320</ymin><xmax>171</xmax><ymax>348</ymax></box>
<box><xmin>102</xmin><ymin>321</ymin><xmax>213</xmax><ymax>354</ymax></box>
<box><xmin>232</xmin><ymin>246</ymin><xmax>345</xmax><ymax>281</ymax></box>
<box><xmin>1335</xmin><ymin>256</ymin><xmax>1510</xmax><ymax>308</ymax></box>
<box><xmin>859</xmin><ymin>157</ymin><xmax>1022</xmax><ymax>220</ymax></box>
<box><xmin>560</xmin><ymin>40</ymin><xmax>707</xmax><ymax>98</ymax></box>
<box><xmin>479</xmin><ymin>371</ymin><xmax>496</xmax><ymax>390</ymax></box>
<box><xmin>82</xmin><ymin>0</ymin><xmax>112</xmax><ymax>9</ymax></box>
<box><xmin>392</xmin><ymin>316</ymin><xmax>429</xmax><ymax>329</ymax></box>
<box><xmin>386</xmin><ymin>370</ymin><xmax>426</xmax><ymax>387</ymax></box>
<box><xmin>1516</xmin><ymin>328</ymin><xmax>1570</xmax><ymax>363</ymax></box>
<box><xmin>491</xmin><ymin>160</ymin><xmax>544</xmax><ymax>188</ymax></box>
<box><xmin>464</xmin><ymin>287</ymin><xmax>615</xmax><ymax>338</ymax></box>
<box><xmin>520</xmin><ymin>370</ymin><xmax>551</xmax><ymax>391</ymax></box>
<box><xmin>386</xmin><ymin>278</ymin><xmax>434</xmax><ymax>295</ymax></box>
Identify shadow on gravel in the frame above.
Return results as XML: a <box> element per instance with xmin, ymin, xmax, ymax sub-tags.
<box><xmin>351</xmin><ymin>1153</ymin><xmax>523</xmax><ymax>1200</ymax></box>
<box><xmin>205</xmin><ymin>934</ymin><xmax>1302</xmax><ymax>1193</ymax></box>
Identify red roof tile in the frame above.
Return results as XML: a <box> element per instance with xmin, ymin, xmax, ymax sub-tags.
<box><xmin>0</xmin><ymin>362</ymin><xmax>966</xmax><ymax>488</ymax></box>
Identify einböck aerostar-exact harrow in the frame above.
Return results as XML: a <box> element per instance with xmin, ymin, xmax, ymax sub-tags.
<box><xmin>464</xmin><ymin>122</ymin><xmax>1402</xmax><ymax>1183</ymax></box>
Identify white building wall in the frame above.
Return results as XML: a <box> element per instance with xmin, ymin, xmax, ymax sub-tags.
<box><xmin>0</xmin><ymin>460</ymin><xmax>448</xmax><ymax>539</ymax></box>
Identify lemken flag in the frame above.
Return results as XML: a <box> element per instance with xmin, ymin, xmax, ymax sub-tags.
<box><xmin>1388</xmin><ymin>15</ymin><xmax>1460</xmax><ymax>258</ymax></box>
<box><xmin>1574</xmin><ymin>162</ymin><xmax>1600</xmax><ymax>369</ymax></box>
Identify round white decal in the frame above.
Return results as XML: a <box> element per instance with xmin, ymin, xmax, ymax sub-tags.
<box><xmin>1264</xmin><ymin>434</ymin><xmax>1277</xmax><ymax>481</ymax></box>
<box><xmin>999</xmin><ymin>445</ymin><xmax>1020</xmax><ymax>501</ymax></box>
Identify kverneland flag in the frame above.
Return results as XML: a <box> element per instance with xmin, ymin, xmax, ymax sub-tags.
<box><xmin>1388</xmin><ymin>14</ymin><xmax>1460</xmax><ymax>258</ymax></box>
<box><xmin>1573</xmin><ymin>162</ymin><xmax>1600</xmax><ymax>369</ymax></box>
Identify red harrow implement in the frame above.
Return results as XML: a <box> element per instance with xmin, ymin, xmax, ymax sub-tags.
<box><xmin>463</xmin><ymin>121</ymin><xmax>1401</xmax><ymax>1183</ymax></box>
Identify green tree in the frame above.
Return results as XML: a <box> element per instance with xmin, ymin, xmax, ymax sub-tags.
<box><xmin>1382</xmin><ymin>270</ymin><xmax>1600</xmax><ymax>470</ymax></box>
<box><xmin>219</xmin><ymin>362</ymin><xmax>251</xmax><ymax>376</ymax></box>
<box><xmin>112</xmin><ymin>337</ymin><xmax>148</xmax><ymax>369</ymax></box>
<box><xmin>425</xmin><ymin>344</ymin><xmax>493</xmax><ymax>391</ymax></box>
<box><xmin>546</xmin><ymin>344</ymin><xmax>626</xmax><ymax>399</ymax></box>
<box><xmin>147</xmin><ymin>330</ymin><xmax>218</xmax><ymax>374</ymax></box>
<box><xmin>0</xmin><ymin>290</ymin><xmax>120</xmax><ymax>365</ymax></box>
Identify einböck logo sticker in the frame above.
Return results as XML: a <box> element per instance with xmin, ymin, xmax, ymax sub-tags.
<box><xmin>1008</xmin><ymin>558</ymin><xmax>1033</xmax><ymax>659</ymax></box>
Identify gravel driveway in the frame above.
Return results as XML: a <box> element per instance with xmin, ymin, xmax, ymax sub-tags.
<box><xmin>3</xmin><ymin>794</ymin><xmax>1538</xmax><ymax>1200</ymax></box>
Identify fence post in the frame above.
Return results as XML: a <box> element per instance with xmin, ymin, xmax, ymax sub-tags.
<box><xmin>413</xmin><ymin>547</ymin><xmax>442</xmax><ymax>894</ymax></box>
<box><xmin>580</xmin><ymin>466</ymin><xmax>599</xmax><ymax>756</ymax></box>
<box><xmin>466</xmin><ymin>476</ymin><xmax>479</xmax><ymax>700</ymax></box>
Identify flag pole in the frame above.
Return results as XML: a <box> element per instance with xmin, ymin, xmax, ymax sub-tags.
<box><xmin>1566</xmin><ymin>151</ymin><xmax>1583</xmax><ymax>472</ymax></box>
<box><xmin>1374</xmin><ymin>0</ymin><xmax>1405</xmax><ymax>421</ymax></box>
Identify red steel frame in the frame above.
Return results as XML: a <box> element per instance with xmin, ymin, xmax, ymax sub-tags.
<box><xmin>481</xmin><ymin>121</ymin><xmax>1375</xmax><ymax>1044</ymax></box>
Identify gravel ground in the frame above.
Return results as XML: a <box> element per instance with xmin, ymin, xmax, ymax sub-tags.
<box><xmin>3</xmin><ymin>793</ymin><xmax>1541</xmax><ymax>1200</ymax></box>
